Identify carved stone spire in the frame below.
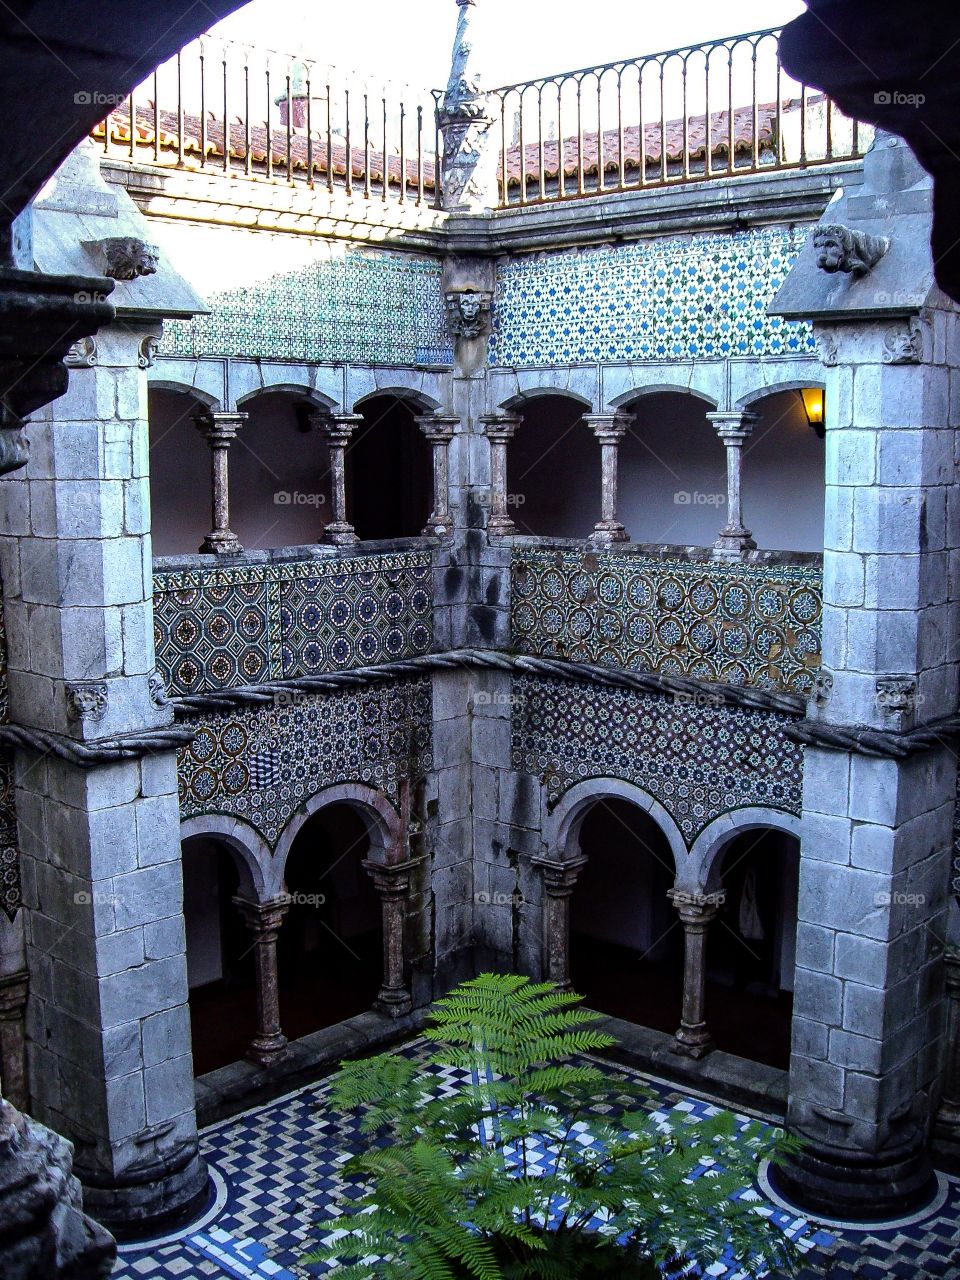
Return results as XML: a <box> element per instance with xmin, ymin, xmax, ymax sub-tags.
<box><xmin>438</xmin><ymin>0</ymin><xmax>500</xmax><ymax>211</ymax></box>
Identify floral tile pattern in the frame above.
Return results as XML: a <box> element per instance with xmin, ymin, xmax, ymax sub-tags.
<box><xmin>154</xmin><ymin>552</ymin><xmax>434</xmax><ymax>698</ymax></box>
<box><xmin>159</xmin><ymin>247</ymin><xmax>452</xmax><ymax>366</ymax></box>
<box><xmin>177</xmin><ymin>678</ymin><xmax>432</xmax><ymax>848</ymax></box>
<box><xmin>490</xmin><ymin>226</ymin><xmax>816</xmax><ymax>366</ymax></box>
<box><xmin>510</xmin><ymin>673</ymin><xmax>804</xmax><ymax>844</ymax></box>
<box><xmin>511</xmin><ymin>549</ymin><xmax>822</xmax><ymax>695</ymax></box>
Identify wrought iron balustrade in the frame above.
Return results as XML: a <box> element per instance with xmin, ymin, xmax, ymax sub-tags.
<box><xmin>490</xmin><ymin>26</ymin><xmax>868</xmax><ymax>207</ymax></box>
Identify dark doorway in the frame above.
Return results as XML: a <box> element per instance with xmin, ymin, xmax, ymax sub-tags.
<box><xmin>347</xmin><ymin>395</ymin><xmax>432</xmax><ymax>540</ymax></box>
<box><xmin>507</xmin><ymin>395</ymin><xmax>594</xmax><ymax>537</ymax></box>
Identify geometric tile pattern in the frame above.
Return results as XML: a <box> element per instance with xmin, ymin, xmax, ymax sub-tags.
<box><xmin>0</xmin><ymin>751</ymin><xmax>19</xmax><ymax>921</ymax></box>
<box><xmin>177</xmin><ymin>678</ymin><xmax>432</xmax><ymax>848</ymax></box>
<box><xmin>159</xmin><ymin>247</ymin><xmax>453</xmax><ymax>366</ymax></box>
<box><xmin>510</xmin><ymin>674</ymin><xmax>804</xmax><ymax>844</ymax></box>
<box><xmin>111</xmin><ymin>1043</ymin><xmax>960</xmax><ymax>1280</ymax></box>
<box><xmin>511</xmin><ymin>549</ymin><xmax>822</xmax><ymax>696</ymax></box>
<box><xmin>154</xmin><ymin>551</ymin><xmax>434</xmax><ymax>698</ymax></box>
<box><xmin>490</xmin><ymin>225</ymin><xmax>817</xmax><ymax>366</ymax></box>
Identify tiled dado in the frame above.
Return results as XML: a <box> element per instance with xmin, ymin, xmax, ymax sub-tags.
<box><xmin>511</xmin><ymin>549</ymin><xmax>822</xmax><ymax>695</ymax></box>
<box><xmin>490</xmin><ymin>225</ymin><xmax>815</xmax><ymax>366</ymax></box>
<box><xmin>511</xmin><ymin>675</ymin><xmax>803</xmax><ymax>844</ymax></box>
<box><xmin>154</xmin><ymin>551</ymin><xmax>434</xmax><ymax>697</ymax></box>
<box><xmin>178</xmin><ymin>678</ymin><xmax>432</xmax><ymax>848</ymax></box>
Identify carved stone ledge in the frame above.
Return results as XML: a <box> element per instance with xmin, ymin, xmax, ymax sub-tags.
<box><xmin>813</xmin><ymin>224</ymin><xmax>890</xmax><ymax>276</ymax></box>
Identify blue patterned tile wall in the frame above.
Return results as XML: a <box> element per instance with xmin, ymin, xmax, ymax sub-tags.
<box><xmin>154</xmin><ymin>551</ymin><xmax>434</xmax><ymax>697</ymax></box>
<box><xmin>178</xmin><ymin>679</ymin><xmax>432</xmax><ymax>848</ymax></box>
<box><xmin>490</xmin><ymin>226</ymin><xmax>815</xmax><ymax>366</ymax></box>
<box><xmin>160</xmin><ymin>247</ymin><xmax>453</xmax><ymax>365</ymax></box>
<box><xmin>511</xmin><ymin>675</ymin><xmax>803</xmax><ymax>845</ymax></box>
<box><xmin>511</xmin><ymin>549</ymin><xmax>822</xmax><ymax>695</ymax></box>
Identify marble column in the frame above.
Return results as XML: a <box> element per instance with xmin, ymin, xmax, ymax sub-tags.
<box><xmin>480</xmin><ymin>413</ymin><xmax>521</xmax><ymax>537</ymax></box>
<box><xmin>0</xmin><ymin>972</ymin><xmax>27</xmax><ymax>1111</ymax></box>
<box><xmin>668</xmin><ymin>889</ymin><xmax>723</xmax><ymax>1059</ymax></box>
<box><xmin>362</xmin><ymin>859</ymin><xmax>418</xmax><ymax>1017</ymax></box>
<box><xmin>195</xmin><ymin>410</ymin><xmax>248</xmax><ymax>555</ymax></box>
<box><xmin>320</xmin><ymin>412</ymin><xmax>363</xmax><ymax>546</ymax></box>
<box><xmin>532</xmin><ymin>856</ymin><xmax>588</xmax><ymax>991</ymax></box>
<box><xmin>233</xmin><ymin>897</ymin><xmax>289</xmax><ymax>1066</ymax></box>
<box><xmin>931</xmin><ymin>948</ymin><xmax>960</xmax><ymax>1171</ymax></box>
<box><xmin>417</xmin><ymin>412</ymin><xmax>458</xmax><ymax>538</ymax></box>
<box><xmin>585</xmin><ymin>412</ymin><xmax>631</xmax><ymax>545</ymax></box>
<box><xmin>707</xmin><ymin>411</ymin><xmax>758</xmax><ymax>560</ymax></box>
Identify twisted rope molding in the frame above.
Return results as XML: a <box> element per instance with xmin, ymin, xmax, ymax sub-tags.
<box><xmin>170</xmin><ymin>648</ymin><xmax>807</xmax><ymax>717</ymax></box>
<box><xmin>0</xmin><ymin>724</ymin><xmax>196</xmax><ymax>768</ymax></box>
<box><xmin>787</xmin><ymin>713</ymin><xmax>960</xmax><ymax>760</ymax></box>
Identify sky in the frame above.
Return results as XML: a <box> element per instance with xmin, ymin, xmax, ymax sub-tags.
<box><xmin>208</xmin><ymin>0</ymin><xmax>807</xmax><ymax>93</ymax></box>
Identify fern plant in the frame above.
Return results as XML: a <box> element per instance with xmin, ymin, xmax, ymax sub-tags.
<box><xmin>305</xmin><ymin>973</ymin><xmax>800</xmax><ymax>1279</ymax></box>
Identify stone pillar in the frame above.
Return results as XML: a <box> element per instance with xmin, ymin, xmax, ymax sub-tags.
<box><xmin>480</xmin><ymin>413</ymin><xmax>521</xmax><ymax>537</ymax></box>
<box><xmin>418</xmin><ymin>413</ymin><xmax>458</xmax><ymax>538</ymax></box>
<box><xmin>0</xmin><ymin>972</ymin><xmax>27</xmax><ymax>1111</ymax></box>
<box><xmin>585</xmin><ymin>413</ymin><xmax>630</xmax><ymax>545</ymax></box>
<box><xmin>319</xmin><ymin>412</ymin><xmax>363</xmax><ymax>546</ymax></box>
<box><xmin>0</xmin><ymin>324</ymin><xmax>207</xmax><ymax>1237</ymax></box>
<box><xmin>233</xmin><ymin>897</ymin><xmax>289</xmax><ymax>1066</ymax></box>
<box><xmin>532</xmin><ymin>856</ymin><xmax>587</xmax><ymax>990</ymax></box>
<box><xmin>195</xmin><ymin>410</ymin><xmax>247</xmax><ymax>555</ymax></box>
<box><xmin>668</xmin><ymin>890</ymin><xmax>723</xmax><ymax>1059</ymax></box>
<box><xmin>363</xmin><ymin>859</ymin><xmax>417</xmax><ymax>1017</ymax></box>
<box><xmin>707</xmin><ymin>411</ymin><xmax>758</xmax><ymax>559</ymax></box>
<box><xmin>931</xmin><ymin>948</ymin><xmax>960</xmax><ymax>1171</ymax></box>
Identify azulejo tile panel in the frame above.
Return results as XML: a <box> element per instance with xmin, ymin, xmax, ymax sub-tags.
<box><xmin>154</xmin><ymin>551</ymin><xmax>434</xmax><ymax>697</ymax></box>
<box><xmin>178</xmin><ymin>678</ymin><xmax>433</xmax><ymax>848</ymax></box>
<box><xmin>490</xmin><ymin>225</ymin><xmax>815</xmax><ymax>366</ymax></box>
<box><xmin>159</xmin><ymin>246</ymin><xmax>453</xmax><ymax>365</ymax></box>
<box><xmin>511</xmin><ymin>549</ymin><xmax>822</xmax><ymax>695</ymax></box>
<box><xmin>511</xmin><ymin>674</ymin><xmax>803</xmax><ymax>845</ymax></box>
<box><xmin>0</xmin><ymin>753</ymin><xmax>19</xmax><ymax>921</ymax></box>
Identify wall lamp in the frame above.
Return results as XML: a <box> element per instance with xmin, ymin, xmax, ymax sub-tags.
<box><xmin>799</xmin><ymin>387</ymin><xmax>825</xmax><ymax>437</ymax></box>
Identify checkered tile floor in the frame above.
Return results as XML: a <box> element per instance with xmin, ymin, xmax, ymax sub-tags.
<box><xmin>112</xmin><ymin>1044</ymin><xmax>960</xmax><ymax>1278</ymax></box>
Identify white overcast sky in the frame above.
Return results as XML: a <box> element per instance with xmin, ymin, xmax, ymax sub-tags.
<box><xmin>208</xmin><ymin>0</ymin><xmax>807</xmax><ymax>92</ymax></box>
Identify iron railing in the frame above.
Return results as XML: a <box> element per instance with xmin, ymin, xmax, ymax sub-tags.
<box><xmin>490</xmin><ymin>26</ymin><xmax>868</xmax><ymax>207</ymax></box>
<box><xmin>93</xmin><ymin>36</ymin><xmax>442</xmax><ymax>206</ymax></box>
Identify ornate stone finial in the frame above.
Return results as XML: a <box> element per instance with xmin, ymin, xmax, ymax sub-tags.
<box><xmin>438</xmin><ymin>0</ymin><xmax>499</xmax><ymax>211</ymax></box>
<box><xmin>813</xmin><ymin>224</ymin><xmax>890</xmax><ymax>277</ymax></box>
<box><xmin>87</xmin><ymin>236</ymin><xmax>160</xmax><ymax>281</ymax></box>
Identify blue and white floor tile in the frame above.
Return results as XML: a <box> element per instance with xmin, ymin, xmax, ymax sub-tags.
<box><xmin>113</xmin><ymin>1045</ymin><xmax>960</xmax><ymax>1278</ymax></box>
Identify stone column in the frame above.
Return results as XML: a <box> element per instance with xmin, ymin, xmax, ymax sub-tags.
<box><xmin>418</xmin><ymin>413</ymin><xmax>458</xmax><ymax>538</ymax></box>
<box><xmin>707</xmin><ymin>411</ymin><xmax>758</xmax><ymax>559</ymax></box>
<box><xmin>233</xmin><ymin>897</ymin><xmax>289</xmax><ymax>1066</ymax></box>
<box><xmin>320</xmin><ymin>412</ymin><xmax>363</xmax><ymax>546</ymax></box>
<box><xmin>931</xmin><ymin>948</ymin><xmax>960</xmax><ymax>1171</ymax></box>
<box><xmin>0</xmin><ymin>972</ymin><xmax>27</xmax><ymax>1111</ymax></box>
<box><xmin>585</xmin><ymin>412</ymin><xmax>631</xmax><ymax>545</ymax></box>
<box><xmin>532</xmin><ymin>856</ymin><xmax>587</xmax><ymax>990</ymax></box>
<box><xmin>363</xmin><ymin>859</ymin><xmax>418</xmax><ymax>1017</ymax></box>
<box><xmin>0</xmin><ymin>324</ymin><xmax>207</xmax><ymax>1237</ymax></box>
<box><xmin>480</xmin><ymin>413</ymin><xmax>521</xmax><ymax>537</ymax></box>
<box><xmin>195</xmin><ymin>410</ymin><xmax>247</xmax><ymax>555</ymax></box>
<box><xmin>668</xmin><ymin>889</ymin><xmax>723</xmax><ymax>1059</ymax></box>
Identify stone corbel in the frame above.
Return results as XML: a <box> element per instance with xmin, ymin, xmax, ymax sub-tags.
<box><xmin>882</xmin><ymin>317</ymin><xmax>925</xmax><ymax>364</ymax></box>
<box><xmin>85</xmin><ymin>236</ymin><xmax>160</xmax><ymax>281</ymax></box>
<box><xmin>65</xmin><ymin>337</ymin><xmax>97</xmax><ymax>368</ymax></box>
<box><xmin>813</xmin><ymin>224</ymin><xmax>890</xmax><ymax>276</ymax></box>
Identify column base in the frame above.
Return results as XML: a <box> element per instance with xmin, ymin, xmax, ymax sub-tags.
<box><xmin>375</xmin><ymin>988</ymin><xmax>413</xmax><ymax>1018</ymax></box>
<box><xmin>931</xmin><ymin>1103</ymin><xmax>960</xmax><ymax>1174</ymax></box>
<box><xmin>590</xmin><ymin>521</ymin><xmax>630</xmax><ymax>545</ymax></box>
<box><xmin>323</xmin><ymin>523</ymin><xmax>359</xmax><ymax>547</ymax></box>
<box><xmin>422</xmin><ymin>519</ymin><xmax>454</xmax><ymax>539</ymax></box>
<box><xmin>671</xmin><ymin>1022</ymin><xmax>714</xmax><ymax>1059</ymax></box>
<box><xmin>199</xmin><ymin>531</ymin><xmax>243</xmax><ymax>555</ymax></box>
<box><xmin>486</xmin><ymin>515</ymin><xmax>516</xmax><ymax>538</ymax></box>
<box><xmin>711</xmin><ymin>530</ymin><xmax>756</xmax><ymax>561</ymax></box>
<box><xmin>77</xmin><ymin>1141</ymin><xmax>209</xmax><ymax>1244</ymax></box>
<box><xmin>246</xmin><ymin>1033</ymin><xmax>289</xmax><ymax>1067</ymax></box>
<box><xmin>768</xmin><ymin>1129</ymin><xmax>937</xmax><ymax>1223</ymax></box>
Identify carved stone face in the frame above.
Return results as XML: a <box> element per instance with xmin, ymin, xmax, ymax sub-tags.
<box><xmin>459</xmin><ymin>292</ymin><xmax>482</xmax><ymax>321</ymax></box>
<box><xmin>815</xmin><ymin>232</ymin><xmax>845</xmax><ymax>273</ymax></box>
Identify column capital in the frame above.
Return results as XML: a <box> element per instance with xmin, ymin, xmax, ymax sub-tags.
<box><xmin>319</xmin><ymin>412</ymin><xmax>364</xmax><ymax>445</ymax></box>
<box><xmin>668</xmin><ymin>888</ymin><xmax>725</xmax><ymax>925</ymax></box>
<box><xmin>533</xmin><ymin>854</ymin><xmax>588</xmax><ymax>895</ymax></box>
<box><xmin>706</xmin><ymin>410</ymin><xmax>759</xmax><ymax>443</ymax></box>
<box><xmin>416</xmin><ymin>412</ymin><xmax>459</xmax><ymax>442</ymax></box>
<box><xmin>583</xmin><ymin>412</ymin><xmax>631</xmax><ymax>443</ymax></box>
<box><xmin>194</xmin><ymin>410</ymin><xmax>248</xmax><ymax>443</ymax></box>
<box><xmin>362</xmin><ymin>855</ymin><xmax>423</xmax><ymax>895</ymax></box>
<box><xmin>232</xmin><ymin>895</ymin><xmax>290</xmax><ymax>937</ymax></box>
<box><xmin>480</xmin><ymin>412</ymin><xmax>521</xmax><ymax>443</ymax></box>
<box><xmin>0</xmin><ymin>970</ymin><xmax>28</xmax><ymax>1018</ymax></box>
